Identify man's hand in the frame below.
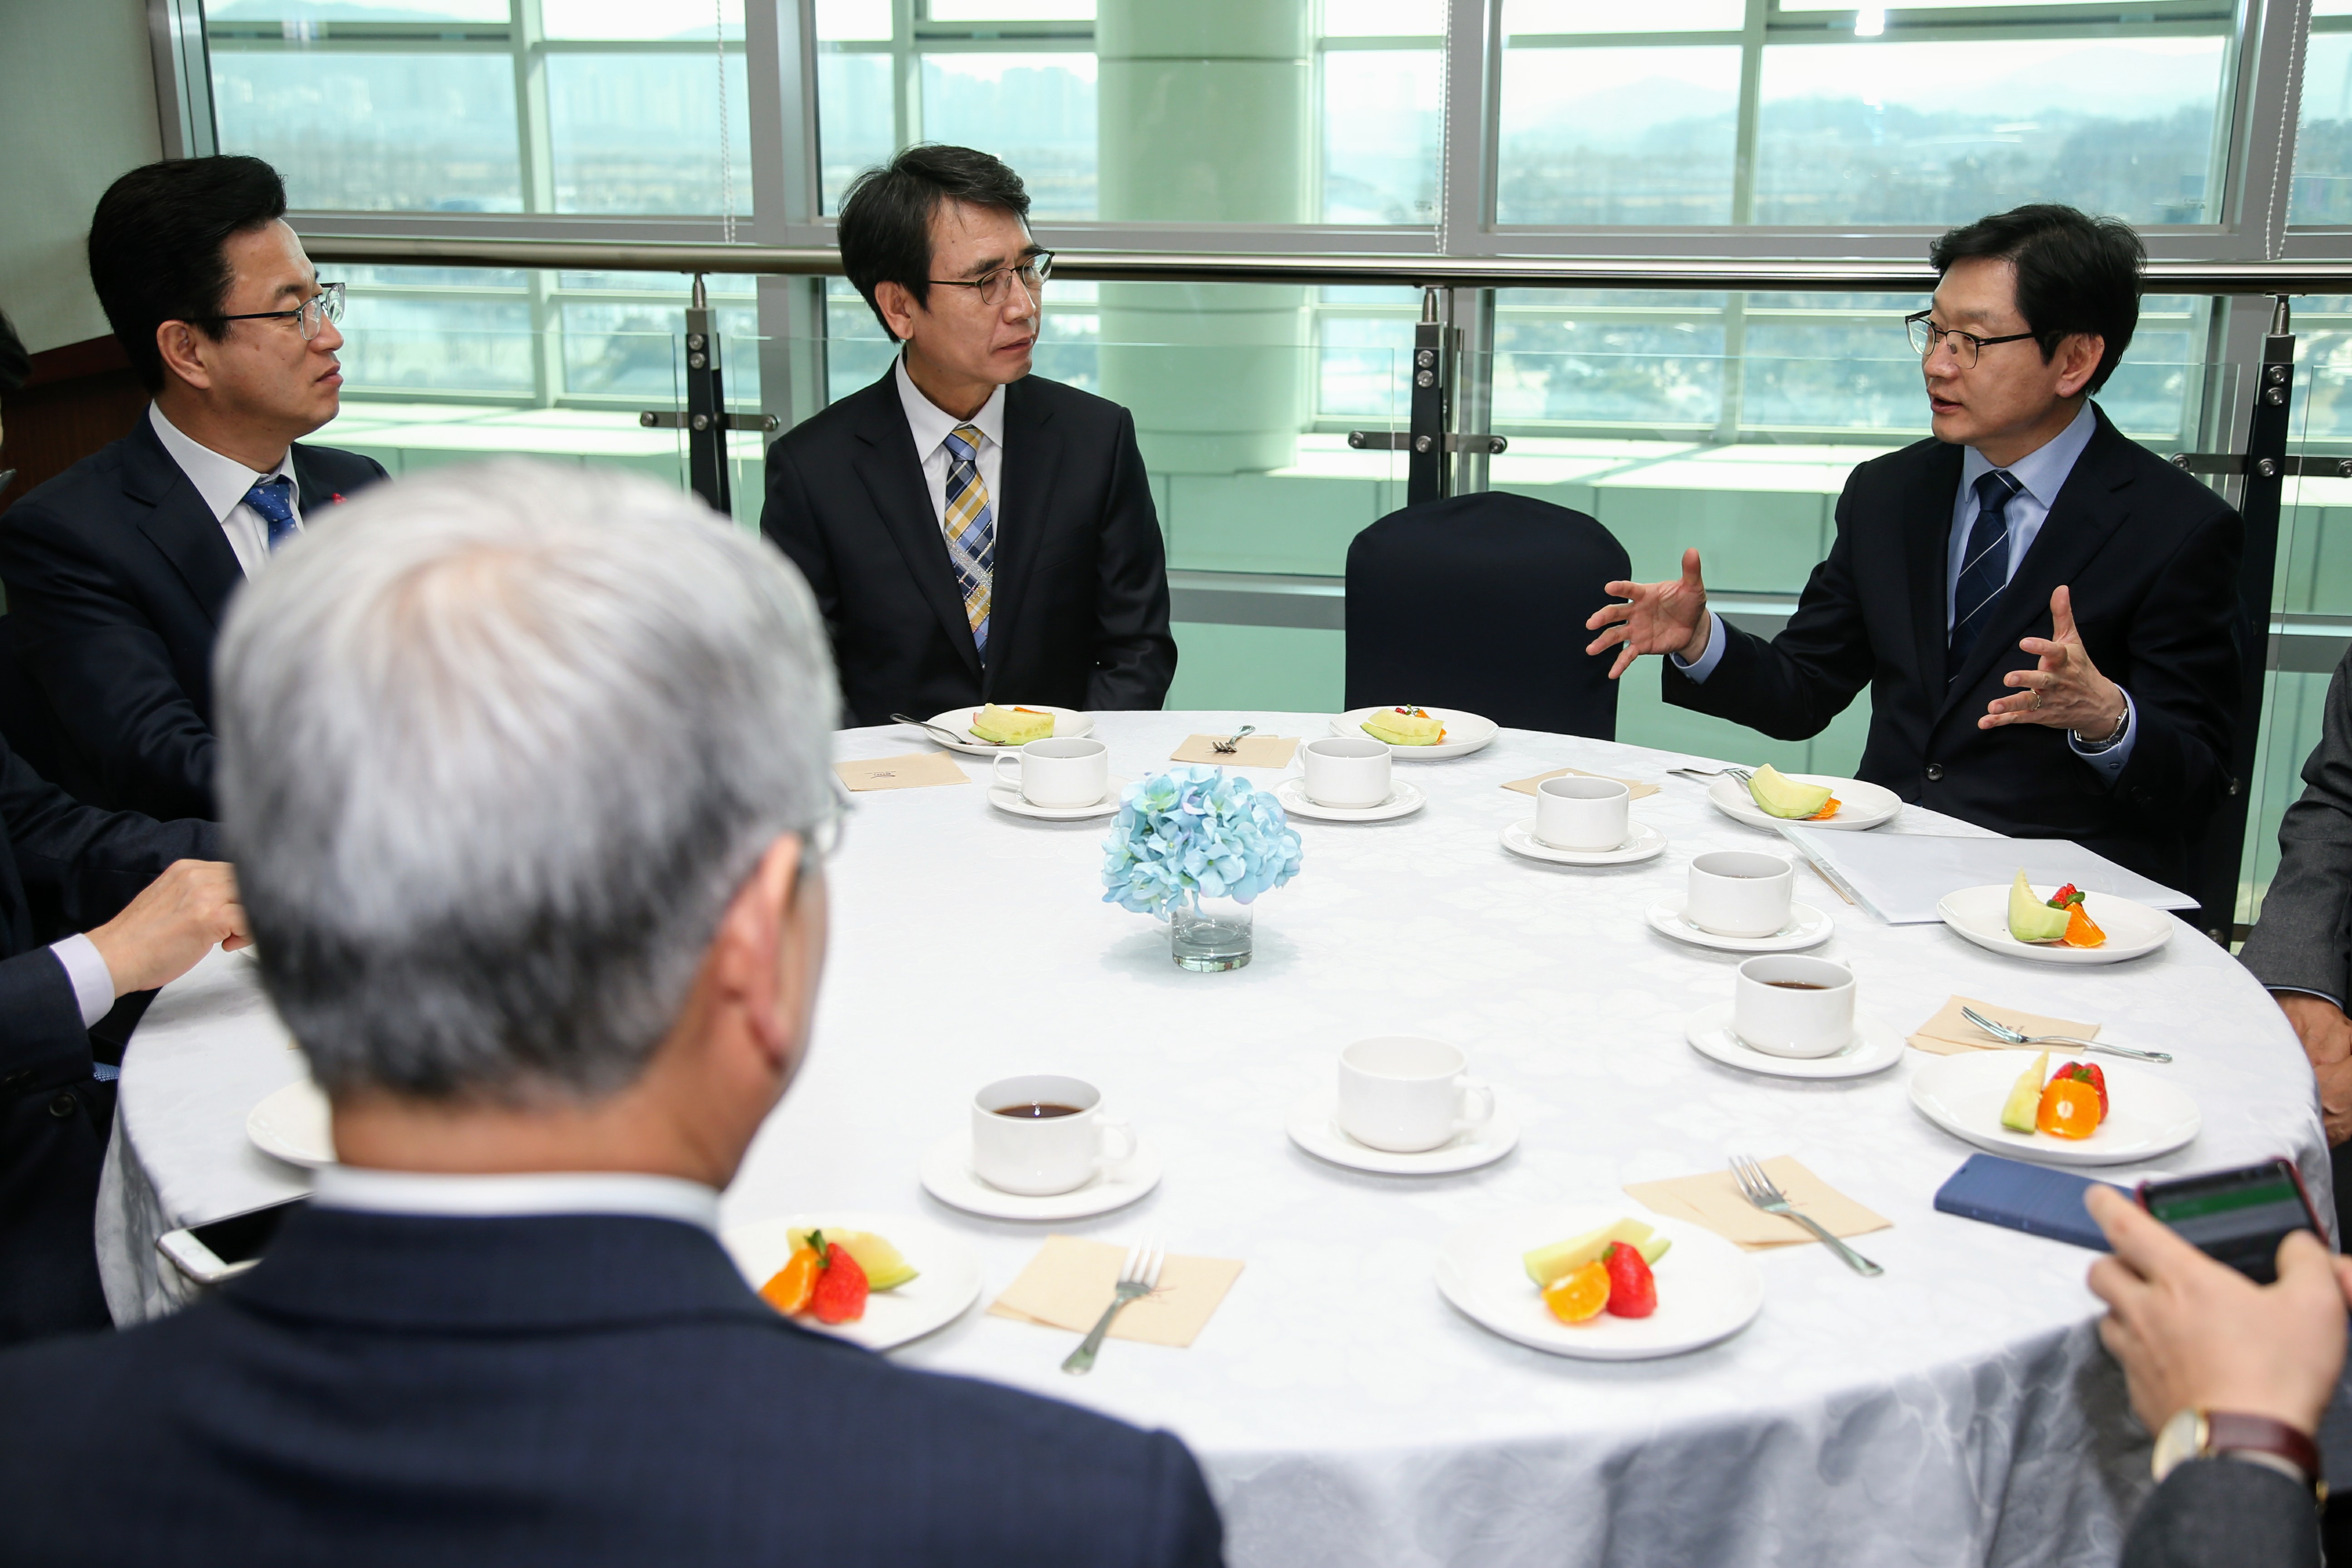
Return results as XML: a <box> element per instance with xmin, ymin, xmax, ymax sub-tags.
<box><xmin>2276</xmin><ymin>993</ymin><xmax>2352</xmax><ymax>1144</ymax></box>
<box><xmin>1980</xmin><ymin>584</ymin><xmax>2126</xmax><ymax>735</ymax></box>
<box><xmin>2085</xmin><ymin>1184</ymin><xmax>2352</xmax><ymax>1439</ymax></box>
<box><xmin>84</xmin><ymin>860</ymin><xmax>250</xmax><ymax>1000</ymax></box>
<box><xmin>1585</xmin><ymin>548</ymin><xmax>1711</xmax><ymax>681</ymax></box>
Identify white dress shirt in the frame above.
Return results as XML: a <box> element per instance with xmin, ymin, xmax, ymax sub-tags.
<box><xmin>309</xmin><ymin>1166</ymin><xmax>720</xmax><ymax>1233</ymax></box>
<box><xmin>894</xmin><ymin>354</ymin><xmax>1005</xmax><ymax>533</ymax></box>
<box><xmin>47</xmin><ymin>934</ymin><xmax>115</xmax><ymax>1030</ymax></box>
<box><xmin>147</xmin><ymin>403</ymin><xmax>302</xmax><ymax>579</ymax></box>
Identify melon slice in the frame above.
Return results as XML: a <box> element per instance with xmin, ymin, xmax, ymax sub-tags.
<box><xmin>2006</xmin><ymin>869</ymin><xmax>2072</xmax><ymax>943</ymax></box>
<box><xmin>970</xmin><ymin>704</ymin><xmax>1054</xmax><ymax>745</ymax></box>
<box><xmin>1362</xmin><ymin>707</ymin><xmax>1445</xmax><ymax>746</ymax></box>
<box><xmin>1747</xmin><ymin>764</ymin><xmax>1835</xmax><ymax>820</ymax></box>
<box><xmin>793</xmin><ymin>1227</ymin><xmax>918</xmax><ymax>1292</ymax></box>
<box><xmin>1998</xmin><ymin>1050</ymin><xmax>2051</xmax><ymax>1133</ymax></box>
<box><xmin>1523</xmin><ymin>1219</ymin><xmax>1664</xmax><ymax>1287</ymax></box>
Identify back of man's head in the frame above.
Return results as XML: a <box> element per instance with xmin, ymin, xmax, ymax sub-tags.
<box><xmin>88</xmin><ymin>156</ymin><xmax>289</xmax><ymax>394</ymax></box>
<box><xmin>215</xmin><ymin>461</ymin><xmax>838</xmax><ymax>1103</ymax></box>
<box><xmin>1928</xmin><ymin>204</ymin><xmax>2143</xmax><ymax>394</ymax></box>
<box><xmin>838</xmin><ymin>144</ymin><xmax>1030</xmax><ymax>340</ymax></box>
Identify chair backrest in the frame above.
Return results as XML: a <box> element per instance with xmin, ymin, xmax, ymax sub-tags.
<box><xmin>1344</xmin><ymin>491</ymin><xmax>1632</xmax><ymax>740</ymax></box>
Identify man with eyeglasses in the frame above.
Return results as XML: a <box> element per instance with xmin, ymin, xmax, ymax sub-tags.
<box><xmin>1586</xmin><ymin>204</ymin><xmax>2240</xmax><ymax>890</ymax></box>
<box><xmin>0</xmin><ymin>156</ymin><xmax>386</xmax><ymax>822</ymax></box>
<box><xmin>761</xmin><ymin>145</ymin><xmax>1176</xmax><ymax>727</ymax></box>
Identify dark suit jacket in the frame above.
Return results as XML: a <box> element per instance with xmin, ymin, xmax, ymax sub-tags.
<box><xmin>761</xmin><ymin>370</ymin><xmax>1176</xmax><ymax>727</ymax></box>
<box><xmin>0</xmin><ymin>737</ymin><xmax>216</xmax><ymax>1346</ymax></box>
<box><xmin>2121</xmin><ymin>1457</ymin><xmax>2319</xmax><ymax>1568</ymax></box>
<box><xmin>0</xmin><ymin>416</ymin><xmax>386</xmax><ymax>820</ymax></box>
<box><xmin>0</xmin><ymin>1207</ymin><xmax>1226</xmax><ymax>1567</ymax></box>
<box><xmin>2240</xmin><ymin>644</ymin><xmax>2352</xmax><ymax>1003</ymax></box>
<box><xmin>1664</xmin><ymin>404</ymin><xmax>2241</xmax><ymax>887</ymax></box>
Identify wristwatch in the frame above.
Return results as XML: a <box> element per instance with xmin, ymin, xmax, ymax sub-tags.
<box><xmin>2152</xmin><ymin>1407</ymin><xmax>2326</xmax><ymax>1505</ymax></box>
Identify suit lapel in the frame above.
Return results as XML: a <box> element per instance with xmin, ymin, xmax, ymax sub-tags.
<box><xmin>988</xmin><ymin>378</ymin><xmax>1061</xmax><ymax>677</ymax></box>
<box><xmin>847</xmin><ymin>375</ymin><xmax>983</xmax><ymax>681</ymax></box>
<box><xmin>1905</xmin><ymin>441</ymin><xmax>1964</xmax><ymax>695</ymax></box>
<box><xmin>122</xmin><ymin>417</ymin><xmax>246</xmax><ymax>627</ymax></box>
<box><xmin>290</xmin><ymin>445</ymin><xmax>356</xmax><ymax>511</ymax></box>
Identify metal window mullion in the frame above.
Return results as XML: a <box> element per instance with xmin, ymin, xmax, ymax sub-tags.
<box><xmin>512</xmin><ymin>0</ymin><xmax>561</xmax><ymax>411</ymax></box>
<box><xmin>1439</xmin><ymin>0</ymin><xmax>1500</xmax><ymax>255</ymax></box>
<box><xmin>892</xmin><ymin>0</ymin><xmax>920</xmax><ymax>151</ymax></box>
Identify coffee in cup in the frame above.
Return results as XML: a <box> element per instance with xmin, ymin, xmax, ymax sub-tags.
<box><xmin>1534</xmin><ymin>774</ymin><xmax>1630</xmax><ymax>851</ymax></box>
<box><xmin>993</xmin><ymin>737</ymin><xmax>1109</xmax><ymax>808</ymax></box>
<box><xmin>1299</xmin><ymin>735</ymin><xmax>1392</xmax><ymax>809</ymax></box>
<box><xmin>1732</xmin><ymin>955</ymin><xmax>1855</xmax><ymax>1057</ymax></box>
<box><xmin>969</xmin><ymin>1074</ymin><xmax>1136</xmax><ymax>1195</ymax></box>
<box><xmin>1684</xmin><ymin>850</ymin><xmax>1795</xmax><ymax>937</ymax></box>
<box><xmin>1335</xmin><ymin>1037</ymin><xmax>1495</xmax><ymax>1153</ymax></box>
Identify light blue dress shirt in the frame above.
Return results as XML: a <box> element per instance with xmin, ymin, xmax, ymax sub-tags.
<box><xmin>1672</xmin><ymin>402</ymin><xmax>2136</xmax><ymax>779</ymax></box>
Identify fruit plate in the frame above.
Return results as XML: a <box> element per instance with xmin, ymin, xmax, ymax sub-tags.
<box><xmin>1907</xmin><ymin>1051</ymin><xmax>2199</xmax><ymax>1167</ymax></box>
<box><xmin>1435</xmin><ymin>1204</ymin><xmax>1763</xmax><ymax>1361</ymax></box>
<box><xmin>246</xmin><ymin>1078</ymin><xmax>334</xmax><ymax>1169</ymax></box>
<box><xmin>917</xmin><ymin>706</ymin><xmax>1095</xmax><ymax>756</ymax></box>
<box><xmin>1937</xmin><ymin>884</ymin><xmax>2174</xmax><ymax>966</ymax></box>
<box><xmin>1332</xmin><ymin>707</ymin><xmax>1499</xmax><ymax>760</ymax></box>
<box><xmin>723</xmin><ymin>1210</ymin><xmax>981</xmax><ymax>1352</ymax></box>
<box><xmin>1707</xmin><ymin>773</ymin><xmax>1901</xmax><ymax>833</ymax></box>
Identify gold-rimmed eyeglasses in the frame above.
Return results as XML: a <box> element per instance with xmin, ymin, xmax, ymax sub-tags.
<box><xmin>205</xmin><ymin>281</ymin><xmax>346</xmax><ymax>342</ymax></box>
<box><xmin>1904</xmin><ymin>309</ymin><xmax>2038</xmax><ymax>368</ymax></box>
<box><xmin>928</xmin><ymin>253</ymin><xmax>1052</xmax><ymax>309</ymax></box>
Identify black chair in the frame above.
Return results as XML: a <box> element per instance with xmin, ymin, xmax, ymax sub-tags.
<box><xmin>1344</xmin><ymin>491</ymin><xmax>1632</xmax><ymax>740</ymax></box>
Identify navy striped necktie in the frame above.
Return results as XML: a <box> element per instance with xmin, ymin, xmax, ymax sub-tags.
<box><xmin>1947</xmin><ymin>468</ymin><xmax>2022</xmax><ymax>680</ymax></box>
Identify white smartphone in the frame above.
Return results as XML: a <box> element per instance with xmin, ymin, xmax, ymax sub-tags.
<box><xmin>155</xmin><ymin>1197</ymin><xmax>302</xmax><ymax>1285</ymax></box>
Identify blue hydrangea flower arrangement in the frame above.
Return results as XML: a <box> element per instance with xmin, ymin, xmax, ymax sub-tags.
<box><xmin>1100</xmin><ymin>766</ymin><xmax>1303</xmax><ymax>917</ymax></box>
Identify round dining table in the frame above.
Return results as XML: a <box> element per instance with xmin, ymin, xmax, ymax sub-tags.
<box><xmin>99</xmin><ymin>710</ymin><xmax>2329</xmax><ymax>1568</ymax></box>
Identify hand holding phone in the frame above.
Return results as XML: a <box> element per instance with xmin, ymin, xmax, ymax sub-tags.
<box><xmin>2138</xmin><ymin>1159</ymin><xmax>2324</xmax><ymax>1284</ymax></box>
<box><xmin>156</xmin><ymin>1197</ymin><xmax>301</xmax><ymax>1286</ymax></box>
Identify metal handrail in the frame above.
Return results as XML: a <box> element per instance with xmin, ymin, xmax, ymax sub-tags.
<box><xmin>296</xmin><ymin>231</ymin><xmax>2352</xmax><ymax>293</ymax></box>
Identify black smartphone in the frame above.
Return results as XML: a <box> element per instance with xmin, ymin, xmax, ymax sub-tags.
<box><xmin>2139</xmin><ymin>1159</ymin><xmax>2324</xmax><ymax>1284</ymax></box>
<box><xmin>155</xmin><ymin>1197</ymin><xmax>303</xmax><ymax>1285</ymax></box>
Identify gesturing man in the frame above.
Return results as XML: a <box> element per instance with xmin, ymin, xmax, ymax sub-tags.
<box><xmin>1585</xmin><ymin>205</ymin><xmax>2241</xmax><ymax>887</ymax></box>
<box><xmin>761</xmin><ymin>145</ymin><xmax>1176</xmax><ymax>726</ymax></box>
<box><xmin>0</xmin><ymin>156</ymin><xmax>386</xmax><ymax>821</ymax></box>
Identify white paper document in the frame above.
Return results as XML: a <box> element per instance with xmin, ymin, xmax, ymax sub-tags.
<box><xmin>1774</xmin><ymin>824</ymin><xmax>2198</xmax><ymax>925</ymax></box>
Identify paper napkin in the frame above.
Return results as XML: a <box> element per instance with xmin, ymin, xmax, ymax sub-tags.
<box><xmin>1170</xmin><ymin>734</ymin><xmax>1300</xmax><ymax>767</ymax></box>
<box><xmin>1503</xmin><ymin>766</ymin><xmax>1659</xmax><ymax>801</ymax></box>
<box><xmin>833</xmin><ymin>751</ymin><xmax>971</xmax><ymax>793</ymax></box>
<box><xmin>988</xmin><ymin>1235</ymin><xmax>1244</xmax><ymax>1348</ymax></box>
<box><xmin>1908</xmin><ymin>995</ymin><xmax>2099</xmax><ymax>1057</ymax></box>
<box><xmin>1625</xmin><ymin>1157</ymin><xmax>1891</xmax><ymax>1251</ymax></box>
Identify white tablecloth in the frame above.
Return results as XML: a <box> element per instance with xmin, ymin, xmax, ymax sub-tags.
<box><xmin>102</xmin><ymin>711</ymin><xmax>2329</xmax><ymax>1568</ymax></box>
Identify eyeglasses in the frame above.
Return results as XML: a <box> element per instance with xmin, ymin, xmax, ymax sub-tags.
<box><xmin>205</xmin><ymin>281</ymin><xmax>345</xmax><ymax>341</ymax></box>
<box><xmin>1905</xmin><ymin>309</ymin><xmax>2038</xmax><ymax>368</ymax></box>
<box><xmin>928</xmin><ymin>252</ymin><xmax>1052</xmax><ymax>309</ymax></box>
<box><xmin>809</xmin><ymin>775</ymin><xmax>855</xmax><ymax>864</ymax></box>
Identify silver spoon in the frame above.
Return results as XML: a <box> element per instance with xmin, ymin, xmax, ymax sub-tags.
<box><xmin>1211</xmin><ymin>723</ymin><xmax>1257</xmax><ymax>755</ymax></box>
<box><xmin>1959</xmin><ymin>1004</ymin><xmax>2173</xmax><ymax>1064</ymax></box>
<box><xmin>890</xmin><ymin>711</ymin><xmax>973</xmax><ymax>748</ymax></box>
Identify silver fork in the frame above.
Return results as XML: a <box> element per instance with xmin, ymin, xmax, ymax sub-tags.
<box><xmin>1671</xmin><ymin>764</ymin><xmax>1754</xmax><ymax>786</ymax></box>
<box><xmin>1730</xmin><ymin>1154</ymin><xmax>1883</xmax><ymax>1277</ymax></box>
<box><xmin>1062</xmin><ymin>1239</ymin><xmax>1165</xmax><ymax>1375</ymax></box>
<box><xmin>1959</xmin><ymin>1004</ymin><xmax>2173</xmax><ymax>1065</ymax></box>
<box><xmin>889</xmin><ymin>711</ymin><xmax>972</xmax><ymax>749</ymax></box>
<box><xmin>1211</xmin><ymin>724</ymin><xmax>1257</xmax><ymax>755</ymax></box>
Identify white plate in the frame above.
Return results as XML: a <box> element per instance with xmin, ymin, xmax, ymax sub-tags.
<box><xmin>918</xmin><ymin>706</ymin><xmax>1095</xmax><ymax>756</ymax></box>
<box><xmin>1435</xmin><ymin>1204</ymin><xmax>1764</xmax><ymax>1361</ymax></box>
<box><xmin>1644</xmin><ymin>897</ymin><xmax>1835</xmax><ymax>953</ymax></box>
<box><xmin>1907</xmin><ymin>1050</ymin><xmax>2200</xmax><ymax>1166</ymax></box>
<box><xmin>1274</xmin><ymin>777</ymin><xmax>1428</xmax><ymax>823</ymax></box>
<box><xmin>987</xmin><ymin>775</ymin><xmax>1131</xmax><ymax>821</ymax></box>
<box><xmin>1500</xmin><ymin>818</ymin><xmax>1668</xmax><ymax>866</ymax></box>
<box><xmin>246</xmin><ymin>1078</ymin><xmax>334</xmax><ymax>1168</ymax></box>
<box><xmin>1285</xmin><ymin>1088</ymin><xmax>1520</xmax><ymax>1175</ymax></box>
<box><xmin>1708</xmin><ymin>772</ymin><xmax>1902</xmax><ymax>832</ymax></box>
<box><xmin>1684</xmin><ymin>1003</ymin><xmax>1903</xmax><ymax>1080</ymax></box>
<box><xmin>1332</xmin><ymin>707</ymin><xmax>1499</xmax><ymax>760</ymax></box>
<box><xmin>917</xmin><ymin>1133</ymin><xmax>1163</xmax><ymax>1221</ymax></box>
<box><xmin>1937</xmin><ymin>884</ymin><xmax>2175</xmax><ymax>965</ymax></box>
<box><xmin>722</xmin><ymin>1210</ymin><xmax>980</xmax><ymax>1352</ymax></box>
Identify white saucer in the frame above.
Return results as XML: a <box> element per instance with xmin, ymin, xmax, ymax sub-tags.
<box><xmin>1274</xmin><ymin>777</ymin><xmax>1427</xmax><ymax>823</ymax></box>
<box><xmin>1936</xmin><ymin>884</ymin><xmax>2175</xmax><ymax>966</ymax></box>
<box><xmin>1707</xmin><ymin>771</ymin><xmax>1901</xmax><ymax>832</ymax></box>
<box><xmin>917</xmin><ymin>1133</ymin><xmax>1163</xmax><ymax>1220</ymax></box>
<box><xmin>246</xmin><ymin>1078</ymin><xmax>334</xmax><ymax>1168</ymax></box>
<box><xmin>1683</xmin><ymin>1003</ymin><xmax>1903</xmax><ymax>1079</ymax></box>
<box><xmin>722</xmin><ymin>1210</ymin><xmax>980</xmax><ymax>1352</ymax></box>
<box><xmin>1644</xmin><ymin>897</ymin><xmax>1833</xmax><ymax>952</ymax></box>
<box><xmin>917</xmin><ymin>706</ymin><xmax>1095</xmax><ymax>756</ymax></box>
<box><xmin>1332</xmin><ymin>707</ymin><xmax>1499</xmax><ymax>760</ymax></box>
<box><xmin>1499</xmin><ymin>818</ymin><xmax>1667</xmax><ymax>866</ymax></box>
<box><xmin>1908</xmin><ymin>1050</ymin><xmax>2200</xmax><ymax>1166</ymax></box>
<box><xmin>1284</xmin><ymin>1088</ymin><xmax>1520</xmax><ymax>1175</ymax></box>
<box><xmin>987</xmin><ymin>775</ymin><xmax>1130</xmax><ymax>821</ymax></box>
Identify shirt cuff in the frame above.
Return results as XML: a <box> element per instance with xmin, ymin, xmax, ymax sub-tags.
<box><xmin>2271</xmin><ymin>986</ymin><xmax>2347</xmax><ymax>1013</ymax></box>
<box><xmin>1668</xmin><ymin>612</ymin><xmax>1728</xmax><ymax>683</ymax></box>
<box><xmin>48</xmin><ymin>934</ymin><xmax>117</xmax><ymax>1029</ymax></box>
<box><xmin>2068</xmin><ymin>688</ymin><xmax>2138</xmax><ymax>779</ymax></box>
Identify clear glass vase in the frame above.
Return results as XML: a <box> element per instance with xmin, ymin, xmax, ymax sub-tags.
<box><xmin>1169</xmin><ymin>897</ymin><xmax>1254</xmax><ymax>972</ymax></box>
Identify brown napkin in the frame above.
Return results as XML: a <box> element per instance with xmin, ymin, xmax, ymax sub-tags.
<box><xmin>1503</xmin><ymin>766</ymin><xmax>1659</xmax><ymax>801</ymax></box>
<box><xmin>1625</xmin><ymin>1157</ymin><xmax>1891</xmax><ymax>1251</ymax></box>
<box><xmin>833</xmin><ymin>751</ymin><xmax>971</xmax><ymax>793</ymax></box>
<box><xmin>1908</xmin><ymin>995</ymin><xmax>2098</xmax><ymax>1057</ymax></box>
<box><xmin>1170</xmin><ymin>734</ymin><xmax>1300</xmax><ymax>767</ymax></box>
<box><xmin>987</xmin><ymin>1235</ymin><xmax>1244</xmax><ymax>1348</ymax></box>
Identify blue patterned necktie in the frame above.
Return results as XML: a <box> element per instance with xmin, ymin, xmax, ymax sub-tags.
<box><xmin>243</xmin><ymin>475</ymin><xmax>301</xmax><ymax>553</ymax></box>
<box><xmin>940</xmin><ymin>425</ymin><xmax>996</xmax><ymax>659</ymax></box>
<box><xmin>1947</xmin><ymin>468</ymin><xmax>2023</xmax><ymax>680</ymax></box>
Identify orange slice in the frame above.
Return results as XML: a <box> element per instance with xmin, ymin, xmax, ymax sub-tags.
<box><xmin>1542</xmin><ymin>1259</ymin><xmax>1611</xmax><ymax>1325</ymax></box>
<box><xmin>1806</xmin><ymin>796</ymin><xmax>1842</xmax><ymax>821</ymax></box>
<box><xmin>2062</xmin><ymin>904</ymin><xmax>2105</xmax><ymax>948</ymax></box>
<box><xmin>758</xmin><ymin>1246</ymin><xmax>821</xmax><ymax>1315</ymax></box>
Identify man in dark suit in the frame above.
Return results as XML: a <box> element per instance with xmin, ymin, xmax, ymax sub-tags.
<box><xmin>762</xmin><ymin>145</ymin><xmax>1175</xmax><ymax>726</ymax></box>
<box><xmin>0</xmin><ymin>156</ymin><xmax>386</xmax><ymax>821</ymax></box>
<box><xmin>0</xmin><ymin>460</ymin><xmax>1222</xmax><ymax>1566</ymax></box>
<box><xmin>1585</xmin><ymin>206</ymin><xmax>2240</xmax><ymax>888</ymax></box>
<box><xmin>0</xmin><ymin>745</ymin><xmax>239</xmax><ymax>1346</ymax></box>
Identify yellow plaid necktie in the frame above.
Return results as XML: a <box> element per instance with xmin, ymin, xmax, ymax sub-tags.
<box><xmin>940</xmin><ymin>425</ymin><xmax>995</xmax><ymax>657</ymax></box>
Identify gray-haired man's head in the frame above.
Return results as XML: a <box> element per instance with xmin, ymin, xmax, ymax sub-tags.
<box><xmin>215</xmin><ymin>460</ymin><xmax>838</xmax><ymax>1102</ymax></box>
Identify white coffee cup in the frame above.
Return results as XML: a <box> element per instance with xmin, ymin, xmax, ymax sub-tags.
<box><xmin>1300</xmin><ymin>735</ymin><xmax>1392</xmax><ymax>808</ymax></box>
<box><xmin>1732</xmin><ymin>955</ymin><xmax>1857</xmax><ymax>1058</ymax></box>
<box><xmin>1685</xmin><ymin>850</ymin><xmax>1796</xmax><ymax>937</ymax></box>
<box><xmin>1535</xmin><ymin>775</ymin><xmax>1630</xmax><ymax>850</ymax></box>
<box><xmin>969</xmin><ymin>1074</ymin><xmax>1137</xmax><ymax>1196</ymax></box>
<box><xmin>1336</xmin><ymin>1037</ymin><xmax>1495</xmax><ymax>1153</ymax></box>
<box><xmin>993</xmin><ymin>737</ymin><xmax>1109</xmax><ymax>808</ymax></box>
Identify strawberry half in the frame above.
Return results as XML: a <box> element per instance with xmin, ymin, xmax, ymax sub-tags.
<box><xmin>1602</xmin><ymin>1240</ymin><xmax>1657</xmax><ymax>1319</ymax></box>
<box><xmin>807</xmin><ymin>1239</ymin><xmax>870</xmax><ymax>1324</ymax></box>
